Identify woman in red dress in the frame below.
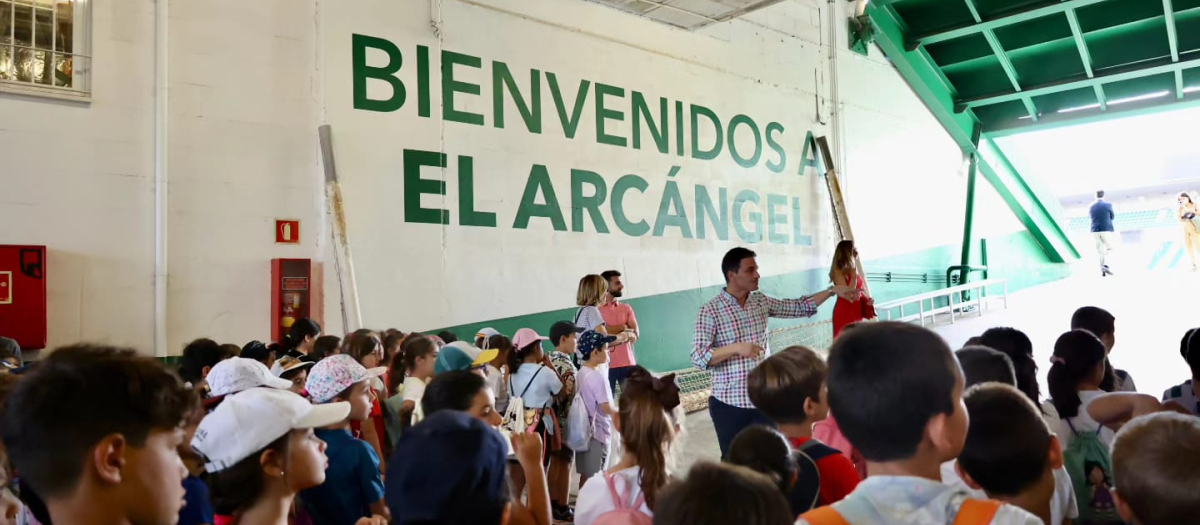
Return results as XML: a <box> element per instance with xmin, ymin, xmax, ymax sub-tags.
<box><xmin>830</xmin><ymin>240</ymin><xmax>873</xmax><ymax>338</ymax></box>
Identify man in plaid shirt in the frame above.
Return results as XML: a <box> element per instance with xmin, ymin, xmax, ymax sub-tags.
<box><xmin>693</xmin><ymin>247</ymin><xmax>859</xmax><ymax>456</ymax></box>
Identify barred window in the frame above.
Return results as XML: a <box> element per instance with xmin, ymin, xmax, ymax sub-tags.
<box><xmin>0</xmin><ymin>0</ymin><xmax>91</xmax><ymax>99</ymax></box>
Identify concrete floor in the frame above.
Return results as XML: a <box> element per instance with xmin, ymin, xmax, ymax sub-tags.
<box><xmin>672</xmin><ymin>266</ymin><xmax>1194</xmax><ymax>473</ymax></box>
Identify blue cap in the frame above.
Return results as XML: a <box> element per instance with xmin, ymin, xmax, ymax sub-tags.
<box><xmin>577</xmin><ymin>330</ymin><xmax>617</xmax><ymax>360</ymax></box>
<box><xmin>386</xmin><ymin>411</ymin><xmax>509</xmax><ymax>524</ymax></box>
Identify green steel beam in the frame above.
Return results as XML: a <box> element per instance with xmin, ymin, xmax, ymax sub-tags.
<box><xmin>1065</xmin><ymin>9</ymin><xmax>1094</xmax><ymax>77</ymax></box>
<box><xmin>1165</xmin><ymin>0</ymin><xmax>1182</xmax><ymax>98</ymax></box>
<box><xmin>985</xmin><ymin>92</ymin><xmax>1200</xmax><ymax>137</ymax></box>
<box><xmin>908</xmin><ymin>0</ymin><xmax>1113</xmax><ymax>48</ymax></box>
<box><xmin>938</xmin><ymin>5</ymin><xmax>1200</xmax><ymax>72</ymax></box>
<box><xmin>983</xmin><ymin>30</ymin><xmax>1039</xmax><ymax>120</ymax></box>
<box><xmin>1164</xmin><ymin>0</ymin><xmax>1180</xmax><ymax>62</ymax></box>
<box><xmin>962</xmin><ymin>0</ymin><xmax>1039</xmax><ymax>121</ymax></box>
<box><xmin>1065</xmin><ymin>8</ymin><xmax>1109</xmax><ymax>111</ymax></box>
<box><xmin>959</xmin><ymin>55</ymin><xmax>1200</xmax><ymax>110</ymax></box>
<box><xmin>865</xmin><ymin>4</ymin><xmax>1079</xmax><ymax>263</ymax></box>
<box><xmin>975</xmin><ymin>138</ymin><xmax>1079</xmax><ymax>263</ymax></box>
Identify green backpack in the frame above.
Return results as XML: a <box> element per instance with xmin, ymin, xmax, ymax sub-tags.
<box><xmin>1063</xmin><ymin>419</ymin><xmax>1122</xmax><ymax>524</ymax></box>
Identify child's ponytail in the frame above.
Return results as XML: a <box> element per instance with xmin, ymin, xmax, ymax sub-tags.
<box><xmin>619</xmin><ymin>366</ymin><xmax>681</xmax><ymax>510</ymax></box>
<box><xmin>726</xmin><ymin>426</ymin><xmax>796</xmax><ymax>495</ymax></box>
<box><xmin>508</xmin><ymin>340</ymin><xmax>536</xmax><ymax>372</ymax></box>
<box><xmin>282</xmin><ymin>318</ymin><xmax>321</xmax><ymax>352</ymax></box>
<box><xmin>1048</xmin><ymin>330</ymin><xmax>1107</xmax><ymax>418</ymax></box>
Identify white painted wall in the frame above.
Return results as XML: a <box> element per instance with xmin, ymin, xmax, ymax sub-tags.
<box><xmin>0</xmin><ymin>0</ymin><xmax>979</xmax><ymax>354</ymax></box>
<box><xmin>0</xmin><ymin>0</ymin><xmax>157</xmax><ymax>351</ymax></box>
<box><xmin>164</xmin><ymin>0</ymin><xmax>336</xmax><ymax>353</ymax></box>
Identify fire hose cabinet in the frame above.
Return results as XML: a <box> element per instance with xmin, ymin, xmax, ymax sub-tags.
<box><xmin>0</xmin><ymin>246</ymin><xmax>47</xmax><ymax>350</ymax></box>
<box><xmin>271</xmin><ymin>258</ymin><xmax>313</xmax><ymax>343</ymax></box>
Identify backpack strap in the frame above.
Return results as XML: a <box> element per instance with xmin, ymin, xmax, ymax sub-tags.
<box><xmin>799</xmin><ymin>506</ymin><xmax>850</xmax><ymax>525</ymax></box>
<box><xmin>951</xmin><ymin>499</ymin><xmax>1002</xmax><ymax>525</ymax></box>
<box><xmin>604</xmin><ymin>472</ymin><xmax>644</xmax><ymax>511</ymax></box>
<box><xmin>518</xmin><ymin>366</ymin><xmax>544</xmax><ymax>399</ymax></box>
<box><xmin>797</xmin><ymin>438</ymin><xmax>840</xmax><ymax>462</ymax></box>
<box><xmin>1064</xmin><ymin>417</ymin><xmax>1080</xmax><ymax>437</ymax></box>
<box><xmin>1064</xmin><ymin>415</ymin><xmax>1104</xmax><ymax>437</ymax></box>
<box><xmin>629</xmin><ymin>490</ymin><xmax>646</xmax><ymax>511</ymax></box>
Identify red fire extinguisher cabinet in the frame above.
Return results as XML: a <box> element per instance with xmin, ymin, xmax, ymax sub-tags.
<box><xmin>271</xmin><ymin>258</ymin><xmax>312</xmax><ymax>343</ymax></box>
<box><xmin>0</xmin><ymin>245</ymin><xmax>47</xmax><ymax>350</ymax></box>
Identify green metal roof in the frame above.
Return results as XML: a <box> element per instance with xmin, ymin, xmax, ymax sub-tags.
<box><xmin>883</xmin><ymin>0</ymin><xmax>1200</xmax><ymax>136</ymax></box>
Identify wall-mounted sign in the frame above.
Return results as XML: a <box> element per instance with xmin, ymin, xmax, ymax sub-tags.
<box><xmin>276</xmin><ymin>220</ymin><xmax>300</xmax><ymax>244</ymax></box>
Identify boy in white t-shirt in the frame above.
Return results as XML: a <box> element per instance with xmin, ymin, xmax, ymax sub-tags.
<box><xmin>952</xmin><ymin>383</ymin><xmax>1075</xmax><ymax>525</ymax></box>
<box><xmin>944</xmin><ymin>348</ymin><xmax>1077</xmax><ymax>525</ymax></box>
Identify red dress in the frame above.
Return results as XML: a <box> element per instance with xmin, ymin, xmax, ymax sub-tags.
<box><xmin>832</xmin><ymin>273</ymin><xmax>867</xmax><ymax>338</ymax></box>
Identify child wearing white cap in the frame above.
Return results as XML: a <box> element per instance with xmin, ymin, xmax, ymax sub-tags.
<box><xmin>191</xmin><ymin>387</ymin><xmax>361</xmax><ymax>525</ymax></box>
<box><xmin>301</xmin><ymin>355</ymin><xmax>390</xmax><ymax>525</ymax></box>
<box><xmin>206</xmin><ymin>358</ymin><xmax>295</xmax><ymax>399</ymax></box>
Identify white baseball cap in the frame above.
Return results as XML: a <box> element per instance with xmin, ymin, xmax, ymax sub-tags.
<box><xmin>191</xmin><ymin>387</ymin><xmax>350</xmax><ymax>473</ymax></box>
<box><xmin>207</xmin><ymin>358</ymin><xmax>293</xmax><ymax>397</ymax></box>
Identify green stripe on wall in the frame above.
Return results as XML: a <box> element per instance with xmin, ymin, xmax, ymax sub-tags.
<box><xmin>432</xmin><ymin>230</ymin><xmax>1070</xmax><ymax>373</ymax></box>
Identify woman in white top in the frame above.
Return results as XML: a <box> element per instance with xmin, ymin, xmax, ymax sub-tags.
<box><xmin>574</xmin><ymin>367</ymin><xmax>683</xmax><ymax>525</ymax></box>
<box><xmin>575</xmin><ymin>274</ymin><xmax>632</xmax><ymax>345</ymax></box>
<box><xmin>1045</xmin><ymin>330</ymin><xmax>1166</xmax><ymax>449</ymax></box>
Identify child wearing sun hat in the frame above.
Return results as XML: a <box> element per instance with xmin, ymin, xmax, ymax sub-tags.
<box><xmin>300</xmin><ymin>354</ymin><xmax>390</xmax><ymax>525</ymax></box>
<box><xmin>191</xmin><ymin>387</ymin><xmax>351</xmax><ymax>525</ymax></box>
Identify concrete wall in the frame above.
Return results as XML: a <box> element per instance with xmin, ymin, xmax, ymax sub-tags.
<box><xmin>0</xmin><ymin>0</ymin><xmax>1060</xmax><ymax>362</ymax></box>
<box><xmin>0</xmin><ymin>0</ymin><xmax>157</xmax><ymax>351</ymax></box>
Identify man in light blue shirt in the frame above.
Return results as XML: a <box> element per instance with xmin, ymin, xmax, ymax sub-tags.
<box><xmin>1090</xmin><ymin>190</ymin><xmax>1116</xmax><ymax>276</ymax></box>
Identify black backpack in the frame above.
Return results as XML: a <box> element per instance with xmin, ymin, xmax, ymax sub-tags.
<box><xmin>785</xmin><ymin>439</ymin><xmax>840</xmax><ymax>516</ymax></box>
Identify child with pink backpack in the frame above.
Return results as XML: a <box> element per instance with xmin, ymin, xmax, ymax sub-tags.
<box><xmin>573</xmin><ymin>367</ymin><xmax>683</xmax><ymax>525</ymax></box>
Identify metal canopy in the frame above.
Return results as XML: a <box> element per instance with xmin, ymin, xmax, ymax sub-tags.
<box><xmin>583</xmin><ymin>0</ymin><xmax>788</xmax><ymax>30</ymax></box>
<box><xmin>889</xmin><ymin>0</ymin><xmax>1200</xmax><ymax>136</ymax></box>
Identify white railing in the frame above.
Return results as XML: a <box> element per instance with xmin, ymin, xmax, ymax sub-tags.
<box><xmin>664</xmin><ymin>279</ymin><xmax>1010</xmax><ymax>412</ymax></box>
<box><xmin>875</xmin><ymin>279</ymin><xmax>1009</xmax><ymax>327</ymax></box>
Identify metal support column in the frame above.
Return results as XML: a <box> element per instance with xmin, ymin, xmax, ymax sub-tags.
<box><xmin>959</xmin><ymin>125</ymin><xmax>982</xmax><ymax>276</ymax></box>
<box><xmin>957</xmin><ymin>126</ymin><xmax>982</xmax><ymax>302</ymax></box>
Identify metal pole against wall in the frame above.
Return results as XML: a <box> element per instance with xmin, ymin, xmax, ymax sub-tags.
<box><xmin>318</xmin><ymin>125</ymin><xmax>363</xmax><ymax>332</ymax></box>
<box><xmin>815</xmin><ymin>136</ymin><xmax>870</xmax><ymax>296</ymax></box>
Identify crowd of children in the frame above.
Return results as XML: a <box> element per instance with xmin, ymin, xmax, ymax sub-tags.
<box><xmin>1</xmin><ymin>299</ymin><xmax>1199</xmax><ymax>525</ymax></box>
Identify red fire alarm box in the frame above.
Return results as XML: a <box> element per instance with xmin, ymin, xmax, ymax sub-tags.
<box><xmin>0</xmin><ymin>245</ymin><xmax>47</xmax><ymax>350</ymax></box>
<box><xmin>272</xmin><ymin>258</ymin><xmax>313</xmax><ymax>343</ymax></box>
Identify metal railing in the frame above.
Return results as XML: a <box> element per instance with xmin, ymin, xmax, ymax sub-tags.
<box><xmin>666</xmin><ymin>281</ymin><xmax>1011</xmax><ymax>412</ymax></box>
<box><xmin>875</xmin><ymin>278</ymin><xmax>1009</xmax><ymax>327</ymax></box>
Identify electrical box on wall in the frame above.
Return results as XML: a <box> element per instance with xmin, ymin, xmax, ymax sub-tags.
<box><xmin>0</xmin><ymin>246</ymin><xmax>47</xmax><ymax>350</ymax></box>
<box><xmin>271</xmin><ymin>258</ymin><xmax>318</xmax><ymax>343</ymax></box>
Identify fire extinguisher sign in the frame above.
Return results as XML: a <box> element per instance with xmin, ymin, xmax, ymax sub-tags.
<box><xmin>276</xmin><ymin>220</ymin><xmax>300</xmax><ymax>244</ymax></box>
<box><xmin>0</xmin><ymin>271</ymin><xmax>10</xmax><ymax>304</ymax></box>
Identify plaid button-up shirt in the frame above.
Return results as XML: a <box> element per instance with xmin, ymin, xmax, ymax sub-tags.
<box><xmin>692</xmin><ymin>290</ymin><xmax>818</xmax><ymax>408</ymax></box>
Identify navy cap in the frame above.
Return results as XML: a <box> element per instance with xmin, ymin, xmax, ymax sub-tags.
<box><xmin>386</xmin><ymin>410</ymin><xmax>509</xmax><ymax>525</ymax></box>
<box><xmin>240</xmin><ymin>340</ymin><xmax>272</xmax><ymax>362</ymax></box>
<box><xmin>548</xmin><ymin>320</ymin><xmax>584</xmax><ymax>346</ymax></box>
<box><xmin>577</xmin><ymin>330</ymin><xmax>617</xmax><ymax>360</ymax></box>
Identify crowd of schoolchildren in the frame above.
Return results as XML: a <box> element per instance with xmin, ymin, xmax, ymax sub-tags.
<box><xmin>0</xmin><ymin>296</ymin><xmax>1197</xmax><ymax>525</ymax></box>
